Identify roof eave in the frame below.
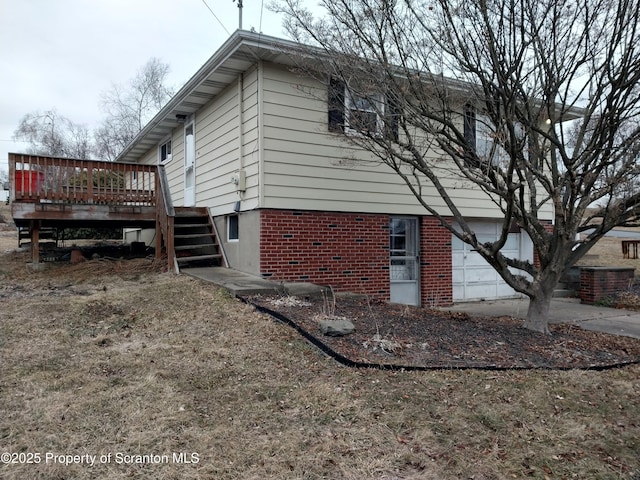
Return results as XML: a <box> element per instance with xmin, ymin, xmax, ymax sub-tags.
<box><xmin>115</xmin><ymin>30</ymin><xmax>302</xmax><ymax>163</ymax></box>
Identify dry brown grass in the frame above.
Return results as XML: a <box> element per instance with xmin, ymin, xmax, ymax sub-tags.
<box><xmin>1</xmin><ymin>254</ymin><xmax>640</xmax><ymax>480</ymax></box>
<box><xmin>576</xmin><ymin>230</ymin><xmax>640</xmax><ymax>270</ymax></box>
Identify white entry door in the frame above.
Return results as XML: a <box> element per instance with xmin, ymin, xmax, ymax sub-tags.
<box><xmin>389</xmin><ymin>217</ymin><xmax>420</xmax><ymax>306</ymax></box>
<box><xmin>184</xmin><ymin>121</ymin><xmax>196</xmax><ymax>206</ymax></box>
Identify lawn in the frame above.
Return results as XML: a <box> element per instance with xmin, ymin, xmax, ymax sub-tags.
<box><xmin>1</xmin><ymin>252</ymin><xmax>639</xmax><ymax>480</ymax></box>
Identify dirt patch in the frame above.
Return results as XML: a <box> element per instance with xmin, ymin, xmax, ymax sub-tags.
<box><xmin>250</xmin><ymin>295</ymin><xmax>640</xmax><ymax>370</ymax></box>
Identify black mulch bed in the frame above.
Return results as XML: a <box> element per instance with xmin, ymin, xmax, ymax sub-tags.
<box><xmin>247</xmin><ymin>295</ymin><xmax>640</xmax><ymax>370</ymax></box>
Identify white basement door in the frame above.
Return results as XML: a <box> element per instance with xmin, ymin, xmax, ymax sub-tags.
<box><xmin>452</xmin><ymin>221</ymin><xmax>532</xmax><ymax>301</ymax></box>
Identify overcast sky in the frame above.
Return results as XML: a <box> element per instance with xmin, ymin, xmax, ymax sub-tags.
<box><xmin>0</xmin><ymin>0</ymin><xmax>289</xmax><ymax>176</ymax></box>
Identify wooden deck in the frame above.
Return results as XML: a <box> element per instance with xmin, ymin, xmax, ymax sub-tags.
<box><xmin>9</xmin><ymin>153</ymin><xmax>174</xmax><ymax>268</ymax></box>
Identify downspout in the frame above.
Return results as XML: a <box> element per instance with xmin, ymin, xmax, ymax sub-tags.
<box><xmin>237</xmin><ymin>72</ymin><xmax>245</xmax><ymax>180</ymax></box>
<box><xmin>257</xmin><ymin>60</ymin><xmax>264</xmax><ymax>209</ymax></box>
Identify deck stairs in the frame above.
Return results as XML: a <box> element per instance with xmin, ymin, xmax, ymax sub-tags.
<box><xmin>173</xmin><ymin>207</ymin><xmax>224</xmax><ymax>271</ymax></box>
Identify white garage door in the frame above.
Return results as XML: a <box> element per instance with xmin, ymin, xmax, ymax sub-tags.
<box><xmin>452</xmin><ymin>221</ymin><xmax>532</xmax><ymax>301</ymax></box>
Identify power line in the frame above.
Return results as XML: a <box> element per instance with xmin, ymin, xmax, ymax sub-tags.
<box><xmin>201</xmin><ymin>0</ymin><xmax>231</xmax><ymax>35</ymax></box>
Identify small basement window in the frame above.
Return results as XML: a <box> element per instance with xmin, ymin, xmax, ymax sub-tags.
<box><xmin>227</xmin><ymin>215</ymin><xmax>239</xmax><ymax>242</ymax></box>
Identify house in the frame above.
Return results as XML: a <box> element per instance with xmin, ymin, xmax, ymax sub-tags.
<box><xmin>116</xmin><ymin>30</ymin><xmax>544</xmax><ymax>306</ymax></box>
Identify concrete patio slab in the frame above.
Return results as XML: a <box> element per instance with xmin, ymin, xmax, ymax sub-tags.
<box><xmin>182</xmin><ymin>267</ymin><xmax>328</xmax><ymax>298</ymax></box>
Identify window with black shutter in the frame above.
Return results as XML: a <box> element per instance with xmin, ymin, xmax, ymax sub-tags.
<box><xmin>328</xmin><ymin>77</ymin><xmax>399</xmax><ymax>141</ymax></box>
<box><xmin>464</xmin><ymin>104</ymin><xmax>478</xmax><ymax>166</ymax></box>
<box><xmin>328</xmin><ymin>77</ymin><xmax>345</xmax><ymax>133</ymax></box>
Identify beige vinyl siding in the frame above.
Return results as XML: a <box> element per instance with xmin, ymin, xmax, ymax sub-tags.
<box><xmin>260</xmin><ymin>63</ymin><xmax>551</xmax><ymax>219</ymax></box>
<box><xmin>237</xmin><ymin>66</ymin><xmax>260</xmax><ymax>210</ymax></box>
<box><xmin>131</xmin><ymin>66</ymin><xmax>260</xmax><ymax>213</ymax></box>
<box><xmin>136</xmin><ymin>128</ymin><xmax>184</xmax><ymax>205</ymax></box>
<box><xmin>194</xmin><ymin>82</ymin><xmax>239</xmax><ymax>210</ymax></box>
<box><xmin>192</xmin><ymin>66</ymin><xmax>260</xmax><ymax>216</ymax></box>
<box><xmin>135</xmin><ymin>129</ymin><xmax>183</xmax><ymax>205</ymax></box>
<box><xmin>138</xmin><ymin>146</ymin><xmax>157</xmax><ymax>166</ymax></box>
<box><xmin>165</xmin><ymin>129</ymin><xmax>185</xmax><ymax>206</ymax></box>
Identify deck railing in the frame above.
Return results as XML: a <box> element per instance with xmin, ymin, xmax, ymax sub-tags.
<box><xmin>9</xmin><ymin>153</ymin><xmax>157</xmax><ymax>206</ymax></box>
<box><xmin>156</xmin><ymin>164</ymin><xmax>176</xmax><ymax>272</ymax></box>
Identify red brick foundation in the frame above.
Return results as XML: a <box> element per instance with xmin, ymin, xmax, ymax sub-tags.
<box><xmin>579</xmin><ymin>267</ymin><xmax>635</xmax><ymax>304</ymax></box>
<box><xmin>259</xmin><ymin>209</ymin><xmax>454</xmax><ymax>306</ymax></box>
<box><xmin>420</xmin><ymin>217</ymin><xmax>453</xmax><ymax>306</ymax></box>
<box><xmin>260</xmin><ymin>210</ymin><xmax>390</xmax><ymax>297</ymax></box>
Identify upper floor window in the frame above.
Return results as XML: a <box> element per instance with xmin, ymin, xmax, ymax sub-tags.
<box><xmin>463</xmin><ymin>104</ymin><xmax>477</xmax><ymax>153</ymax></box>
<box><xmin>328</xmin><ymin>77</ymin><xmax>397</xmax><ymax>140</ymax></box>
<box><xmin>463</xmin><ymin>105</ymin><xmax>509</xmax><ymax>169</ymax></box>
<box><xmin>345</xmin><ymin>90</ymin><xmax>384</xmax><ymax>135</ymax></box>
<box><xmin>159</xmin><ymin>137</ymin><xmax>172</xmax><ymax>163</ymax></box>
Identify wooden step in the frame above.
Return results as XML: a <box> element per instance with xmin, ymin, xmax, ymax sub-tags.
<box><xmin>174</xmin><ymin>223</ymin><xmax>210</xmax><ymax>229</ymax></box>
<box><xmin>174</xmin><ymin>244</ymin><xmax>218</xmax><ymax>251</ymax></box>
<box><xmin>174</xmin><ymin>233</ymin><xmax>217</xmax><ymax>239</ymax></box>
<box><xmin>175</xmin><ymin>208</ymin><xmax>209</xmax><ymax>217</ymax></box>
<box><xmin>176</xmin><ymin>254</ymin><xmax>222</xmax><ymax>264</ymax></box>
<box><xmin>169</xmin><ymin>207</ymin><xmax>224</xmax><ymax>271</ymax></box>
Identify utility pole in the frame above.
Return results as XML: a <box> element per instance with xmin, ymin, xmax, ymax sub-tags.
<box><xmin>235</xmin><ymin>0</ymin><xmax>243</xmax><ymax>29</ymax></box>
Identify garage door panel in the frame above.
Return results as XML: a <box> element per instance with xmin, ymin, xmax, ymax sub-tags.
<box><xmin>452</xmin><ymin>269</ymin><xmax>465</xmax><ymax>283</ymax></box>
<box><xmin>504</xmin><ymin>234</ymin><xmax>519</xmax><ymax>250</ymax></box>
<box><xmin>464</xmin><ymin>253</ymin><xmax>493</xmax><ymax>267</ymax></box>
<box><xmin>466</xmin><ymin>267</ymin><xmax>499</xmax><ymax>282</ymax></box>
<box><xmin>465</xmin><ymin>283</ymin><xmax>498</xmax><ymax>300</ymax></box>
<box><xmin>451</xmin><ymin>236</ymin><xmax>464</xmax><ymax>249</ymax></box>
<box><xmin>497</xmin><ymin>283</ymin><xmax>517</xmax><ymax>297</ymax></box>
<box><xmin>471</xmin><ymin>223</ymin><xmax>499</xmax><ymax>235</ymax></box>
<box><xmin>451</xmin><ymin>251</ymin><xmax>465</xmax><ymax>263</ymax></box>
<box><xmin>453</xmin><ymin>285</ymin><xmax>465</xmax><ymax>299</ymax></box>
<box><xmin>452</xmin><ymin>221</ymin><xmax>529</xmax><ymax>301</ymax></box>
<box><xmin>476</xmin><ymin>234</ymin><xmax>497</xmax><ymax>244</ymax></box>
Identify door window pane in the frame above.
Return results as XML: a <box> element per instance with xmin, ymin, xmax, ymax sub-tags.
<box><xmin>390</xmin><ymin>218</ymin><xmax>416</xmax><ymax>256</ymax></box>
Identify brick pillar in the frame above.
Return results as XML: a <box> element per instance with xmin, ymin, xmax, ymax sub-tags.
<box><xmin>419</xmin><ymin>217</ymin><xmax>453</xmax><ymax>307</ymax></box>
<box><xmin>579</xmin><ymin>267</ymin><xmax>635</xmax><ymax>304</ymax></box>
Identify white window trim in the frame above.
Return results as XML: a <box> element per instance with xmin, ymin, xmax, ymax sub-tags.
<box><xmin>227</xmin><ymin>215</ymin><xmax>239</xmax><ymax>243</ymax></box>
<box><xmin>473</xmin><ymin>113</ymin><xmax>508</xmax><ymax>168</ymax></box>
<box><xmin>158</xmin><ymin>135</ymin><xmax>172</xmax><ymax>164</ymax></box>
<box><xmin>344</xmin><ymin>86</ymin><xmax>385</xmax><ymax>137</ymax></box>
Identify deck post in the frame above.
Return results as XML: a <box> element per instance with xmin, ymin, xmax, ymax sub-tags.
<box><xmin>30</xmin><ymin>220</ymin><xmax>40</xmax><ymax>263</ymax></box>
<box><xmin>167</xmin><ymin>216</ymin><xmax>175</xmax><ymax>272</ymax></box>
<box><xmin>155</xmin><ymin>216</ymin><xmax>162</xmax><ymax>262</ymax></box>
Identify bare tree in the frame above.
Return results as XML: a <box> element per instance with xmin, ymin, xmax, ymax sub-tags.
<box><xmin>95</xmin><ymin>57</ymin><xmax>174</xmax><ymax>160</ymax></box>
<box><xmin>273</xmin><ymin>0</ymin><xmax>640</xmax><ymax>332</ymax></box>
<box><xmin>13</xmin><ymin>109</ymin><xmax>94</xmax><ymax>159</ymax></box>
<box><xmin>1</xmin><ymin>168</ymin><xmax>8</xmax><ymax>190</ymax></box>
<box><xmin>13</xmin><ymin>58</ymin><xmax>173</xmax><ymax>163</ymax></box>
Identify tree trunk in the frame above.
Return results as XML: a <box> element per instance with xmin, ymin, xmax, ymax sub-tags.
<box><xmin>524</xmin><ymin>289</ymin><xmax>554</xmax><ymax>334</ymax></box>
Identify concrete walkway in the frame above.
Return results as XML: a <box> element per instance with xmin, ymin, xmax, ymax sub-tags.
<box><xmin>183</xmin><ymin>267</ymin><xmax>640</xmax><ymax>340</ymax></box>
<box><xmin>441</xmin><ymin>297</ymin><xmax>640</xmax><ymax>339</ymax></box>
<box><xmin>182</xmin><ymin>267</ymin><xmax>328</xmax><ymax>297</ymax></box>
